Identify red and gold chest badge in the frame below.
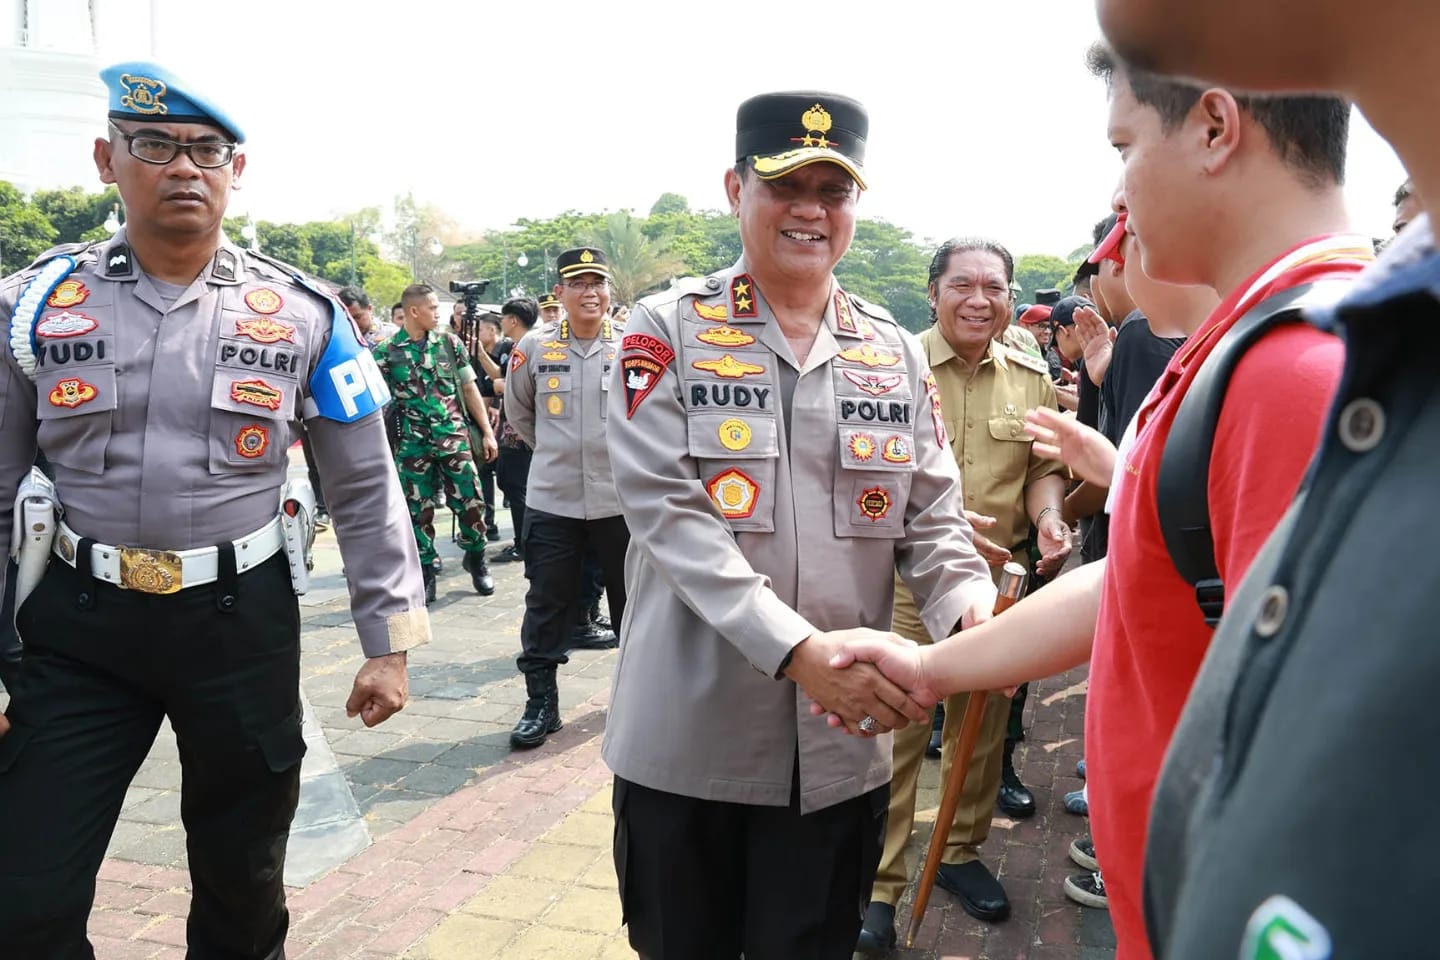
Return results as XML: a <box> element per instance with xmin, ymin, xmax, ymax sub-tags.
<box><xmin>838</xmin><ymin>344</ymin><xmax>901</xmax><ymax>368</ymax></box>
<box><xmin>842</xmin><ymin>370</ymin><xmax>902</xmax><ymax>396</ymax></box>
<box><xmin>48</xmin><ymin>377</ymin><xmax>98</xmax><ymax>408</ymax></box>
<box><xmin>36</xmin><ymin>311</ymin><xmax>98</xmax><ymax>339</ymax></box>
<box><xmin>730</xmin><ymin>274</ymin><xmax>758</xmax><ymax>317</ymax></box>
<box><xmin>706</xmin><ymin>468</ymin><xmax>759</xmax><ymax>520</ymax></box>
<box><xmin>234</xmin><ymin>424</ymin><xmax>270</xmax><ymax>459</ymax></box>
<box><xmin>696</xmin><ymin>325</ymin><xmax>756</xmax><ymax>348</ymax></box>
<box><xmin>621</xmin><ymin>333</ymin><xmax>676</xmax><ymax>418</ymax></box>
<box><xmin>235</xmin><ymin>316</ymin><xmax>296</xmax><ymax>344</ymax></box>
<box><xmin>244</xmin><ymin>288</ymin><xmax>284</xmax><ymax>315</ymax></box>
<box><xmin>922</xmin><ymin>371</ymin><xmax>947</xmax><ymax>448</ymax></box>
<box><xmin>848</xmin><ymin>433</ymin><xmax>877</xmax><ymax>462</ymax></box>
<box><xmin>882</xmin><ymin>435</ymin><xmax>912</xmax><ymax>464</ymax></box>
<box><xmin>231</xmin><ymin>378</ymin><xmax>284</xmax><ymax>411</ymax></box>
<box><xmin>857</xmin><ymin>486</ymin><xmax>892</xmax><ymax>522</ymax></box>
<box><xmin>692</xmin><ymin>355</ymin><xmax>766</xmax><ymax>379</ymax></box>
<box><xmin>510</xmin><ymin>349</ymin><xmax>527</xmax><ymax>372</ymax></box>
<box><xmin>693</xmin><ymin>301</ymin><xmax>729</xmax><ymax>322</ymax></box>
<box><xmin>46</xmin><ymin>280</ymin><xmax>89</xmax><ymax>308</ymax></box>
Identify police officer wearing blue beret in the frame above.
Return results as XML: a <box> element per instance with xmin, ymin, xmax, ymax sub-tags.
<box><xmin>0</xmin><ymin>62</ymin><xmax>429</xmax><ymax>958</ymax></box>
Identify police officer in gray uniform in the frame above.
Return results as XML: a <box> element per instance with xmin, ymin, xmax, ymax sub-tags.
<box><xmin>604</xmin><ymin>91</ymin><xmax>996</xmax><ymax>958</ymax></box>
<box><xmin>504</xmin><ymin>247</ymin><xmax>628</xmax><ymax>750</ymax></box>
<box><xmin>0</xmin><ymin>61</ymin><xmax>428</xmax><ymax>959</ymax></box>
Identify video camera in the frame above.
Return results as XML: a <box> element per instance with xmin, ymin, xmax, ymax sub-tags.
<box><xmin>449</xmin><ymin>279</ymin><xmax>492</xmax><ymax>323</ymax></box>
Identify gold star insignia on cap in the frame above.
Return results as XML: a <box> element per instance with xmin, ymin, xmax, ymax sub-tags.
<box><xmin>796</xmin><ymin>103</ymin><xmax>835</xmax><ymax>149</ymax></box>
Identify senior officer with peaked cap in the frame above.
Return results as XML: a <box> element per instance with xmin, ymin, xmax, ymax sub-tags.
<box><xmin>0</xmin><ymin>62</ymin><xmax>427</xmax><ymax>958</ymax></box>
<box><xmin>604</xmin><ymin>91</ymin><xmax>996</xmax><ymax>959</ymax></box>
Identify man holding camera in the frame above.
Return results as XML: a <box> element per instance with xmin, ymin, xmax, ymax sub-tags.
<box><xmin>373</xmin><ymin>283</ymin><xmax>498</xmax><ymax>603</ymax></box>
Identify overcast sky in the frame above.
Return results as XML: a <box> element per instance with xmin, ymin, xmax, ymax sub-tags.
<box><xmin>98</xmin><ymin>0</ymin><xmax>1406</xmax><ymax>255</ymax></box>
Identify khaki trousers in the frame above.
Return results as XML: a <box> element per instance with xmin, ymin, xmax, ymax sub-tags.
<box><xmin>869</xmin><ymin>635</ymin><xmax>1010</xmax><ymax>906</ymax></box>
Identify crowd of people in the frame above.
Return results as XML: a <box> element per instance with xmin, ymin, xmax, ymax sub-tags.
<box><xmin>1</xmin><ymin>0</ymin><xmax>1437</xmax><ymax>955</ymax></box>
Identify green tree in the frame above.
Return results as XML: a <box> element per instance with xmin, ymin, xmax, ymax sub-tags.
<box><xmin>582</xmin><ymin>210</ymin><xmax>686</xmax><ymax>305</ymax></box>
<box><xmin>32</xmin><ymin>185</ymin><xmax>121</xmax><ymax>245</ymax></box>
<box><xmin>834</xmin><ymin>219</ymin><xmax>932</xmax><ymax>332</ymax></box>
<box><xmin>648</xmin><ymin>193</ymin><xmax>690</xmax><ymax>216</ymax></box>
<box><xmin>0</xmin><ymin>182</ymin><xmax>59</xmax><ymax>272</ymax></box>
<box><xmin>1013</xmin><ymin>253</ymin><xmax>1080</xmax><ymax>302</ymax></box>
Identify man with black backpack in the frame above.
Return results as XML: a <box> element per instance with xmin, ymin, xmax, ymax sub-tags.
<box><xmin>822</xmin><ymin>47</ymin><xmax>1373</xmax><ymax>960</ymax></box>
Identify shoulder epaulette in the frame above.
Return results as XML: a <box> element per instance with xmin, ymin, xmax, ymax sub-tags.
<box><xmin>1002</xmin><ymin>345</ymin><xmax>1051</xmax><ymax>376</ymax></box>
<box><xmin>846</xmin><ymin>291</ymin><xmax>898</xmax><ymax>326</ymax></box>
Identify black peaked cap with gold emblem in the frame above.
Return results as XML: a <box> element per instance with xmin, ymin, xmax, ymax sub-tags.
<box><xmin>556</xmin><ymin>247</ymin><xmax>610</xmax><ymax>280</ymax></box>
<box><xmin>736</xmin><ymin>91</ymin><xmax>868</xmax><ymax>190</ymax></box>
<box><xmin>537</xmin><ymin>293</ymin><xmax>561</xmax><ymax>309</ymax></box>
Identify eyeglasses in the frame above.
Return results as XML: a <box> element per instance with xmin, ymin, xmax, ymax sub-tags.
<box><xmin>109</xmin><ymin>122</ymin><xmax>237</xmax><ymax>168</ymax></box>
<box><xmin>563</xmin><ymin>278</ymin><xmax>609</xmax><ymax>293</ymax></box>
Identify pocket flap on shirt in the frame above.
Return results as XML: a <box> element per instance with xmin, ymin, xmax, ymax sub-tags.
<box><xmin>687</xmin><ymin>413</ymin><xmax>778</xmax><ymax>460</ymax></box>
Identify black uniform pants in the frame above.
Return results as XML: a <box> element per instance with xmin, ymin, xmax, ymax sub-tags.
<box><xmin>612</xmin><ymin>774</ymin><xmax>888</xmax><ymax>960</ymax></box>
<box><xmin>495</xmin><ymin>445</ymin><xmax>531</xmax><ymax>553</ymax></box>
<box><xmin>516</xmin><ymin>509</ymin><xmax>627</xmax><ymax>676</ymax></box>
<box><xmin>0</xmin><ymin>552</ymin><xmax>304</xmax><ymax>960</ymax></box>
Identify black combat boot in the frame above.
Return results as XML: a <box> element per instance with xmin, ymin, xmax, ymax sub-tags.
<box><xmin>510</xmin><ymin>671</ymin><xmax>562</xmax><ymax>750</ymax></box>
<box><xmin>462</xmin><ymin>551</ymin><xmax>495</xmax><ymax>596</ymax></box>
<box><xmin>422</xmin><ymin>564</ymin><xmax>437</xmax><ymax>605</ymax></box>
<box><xmin>588</xmin><ymin>599</ymin><xmax>612</xmax><ymax>632</ymax></box>
<box><xmin>997</xmin><ymin>739</ymin><xmax>1036</xmax><ymax>819</ymax></box>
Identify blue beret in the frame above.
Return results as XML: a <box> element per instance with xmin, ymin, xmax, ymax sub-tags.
<box><xmin>99</xmin><ymin>61</ymin><xmax>245</xmax><ymax>143</ymax></box>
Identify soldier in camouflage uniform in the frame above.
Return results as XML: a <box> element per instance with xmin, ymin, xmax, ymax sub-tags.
<box><xmin>373</xmin><ymin>284</ymin><xmax>499</xmax><ymax>602</ymax></box>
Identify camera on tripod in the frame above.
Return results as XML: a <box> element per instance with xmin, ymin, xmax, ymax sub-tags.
<box><xmin>449</xmin><ymin>279</ymin><xmax>492</xmax><ymax>322</ymax></box>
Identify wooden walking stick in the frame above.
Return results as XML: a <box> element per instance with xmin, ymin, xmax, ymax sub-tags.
<box><xmin>905</xmin><ymin>561</ymin><xmax>1028</xmax><ymax>948</ymax></box>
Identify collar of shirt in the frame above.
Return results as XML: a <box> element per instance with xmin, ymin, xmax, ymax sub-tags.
<box><xmin>926</xmin><ymin>330</ymin><xmax>1004</xmax><ymax>372</ymax></box>
<box><xmin>1314</xmin><ymin>214</ymin><xmax>1439</xmax><ymax>329</ymax></box>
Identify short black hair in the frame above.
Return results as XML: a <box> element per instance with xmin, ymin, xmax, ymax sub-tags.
<box><xmin>501</xmin><ymin>296</ymin><xmax>539</xmax><ymax>329</ymax></box>
<box><xmin>1395</xmin><ymin>179</ymin><xmax>1413</xmax><ymax>208</ymax></box>
<box><xmin>1087</xmin><ymin>43</ymin><xmax>1349</xmax><ymax>188</ymax></box>
<box><xmin>926</xmin><ymin>238</ymin><xmax>1015</xmax><ymax>323</ymax></box>
<box><xmin>400</xmin><ymin>283</ymin><xmax>434</xmax><ymax>305</ymax></box>
<box><xmin>336</xmin><ymin>286</ymin><xmax>370</xmax><ymax>308</ymax></box>
<box><xmin>477</xmin><ymin>311</ymin><xmax>502</xmax><ymax>330</ymax></box>
<box><xmin>390</xmin><ymin>302</ymin><xmax>403</xmax><ymax>314</ymax></box>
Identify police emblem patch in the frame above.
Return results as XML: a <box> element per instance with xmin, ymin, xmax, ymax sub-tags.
<box><xmin>36</xmin><ymin>311</ymin><xmax>98</xmax><ymax>339</ymax></box>
<box><xmin>48</xmin><ymin>377</ymin><xmax>98</xmax><ymax>408</ymax></box>
<box><xmin>235</xmin><ymin>316</ymin><xmax>297</xmax><ymax>344</ymax></box>
<box><xmin>692</xmin><ymin>355</ymin><xmax>766</xmax><ymax>379</ymax></box>
<box><xmin>546</xmin><ymin>394</ymin><xmax>565</xmax><ymax>416</ymax></box>
<box><xmin>706</xmin><ymin>468</ymin><xmax>759</xmax><ymax>519</ymax></box>
<box><xmin>842</xmin><ymin>370</ymin><xmax>903</xmax><ymax>396</ymax></box>
<box><xmin>118</xmin><ymin>73</ymin><xmax>168</xmax><ymax>114</ymax></box>
<box><xmin>234</xmin><ymin>424</ymin><xmax>270</xmax><ymax>459</ymax></box>
<box><xmin>244</xmin><ymin>288</ymin><xmax>284</xmax><ymax>315</ymax></box>
<box><xmin>510</xmin><ymin>349</ymin><xmax>527</xmax><ymax>371</ymax></box>
<box><xmin>231</xmin><ymin>378</ymin><xmax>284</xmax><ymax>411</ymax></box>
<box><xmin>694</xmin><ymin>301</ymin><xmax>729</xmax><ymax>322</ymax></box>
<box><xmin>848</xmin><ymin>433</ymin><xmax>877</xmax><ymax>462</ymax></box>
<box><xmin>546</xmin><ymin>376</ymin><xmax>561</xmax><ymax>389</ymax></box>
<box><xmin>857</xmin><ymin>486</ymin><xmax>892</xmax><ymax>521</ymax></box>
<box><xmin>696</xmin><ymin>325</ymin><xmax>756</xmax><ymax>348</ymax></box>
<box><xmin>46</xmin><ymin>280</ymin><xmax>89</xmax><ymax>308</ymax></box>
<box><xmin>838</xmin><ymin>345</ymin><xmax>901</xmax><ymax>368</ymax></box>
<box><xmin>882</xmin><ymin>435</ymin><xmax>912</xmax><ymax>464</ymax></box>
<box><xmin>718</xmin><ymin>418</ymin><xmax>752</xmax><ymax>451</ymax></box>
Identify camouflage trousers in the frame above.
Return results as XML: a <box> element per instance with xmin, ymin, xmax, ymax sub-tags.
<box><xmin>396</xmin><ymin>436</ymin><xmax>487</xmax><ymax>565</ymax></box>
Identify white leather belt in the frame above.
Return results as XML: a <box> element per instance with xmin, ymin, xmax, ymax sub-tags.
<box><xmin>53</xmin><ymin>517</ymin><xmax>285</xmax><ymax>595</ymax></box>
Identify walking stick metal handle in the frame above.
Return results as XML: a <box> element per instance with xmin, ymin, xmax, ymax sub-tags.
<box><xmin>905</xmin><ymin>561</ymin><xmax>1028</xmax><ymax>948</ymax></box>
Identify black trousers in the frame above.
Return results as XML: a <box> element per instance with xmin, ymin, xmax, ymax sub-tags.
<box><xmin>516</xmin><ymin>509</ymin><xmax>627</xmax><ymax>676</ymax></box>
<box><xmin>0</xmin><ymin>558</ymin><xmax>20</xmax><ymax>692</ymax></box>
<box><xmin>0</xmin><ymin>551</ymin><xmax>304</xmax><ymax>960</ymax></box>
<box><xmin>495</xmin><ymin>445</ymin><xmax>531</xmax><ymax>552</ymax></box>
<box><xmin>477</xmin><ymin>457</ymin><xmax>497</xmax><ymax>529</ymax></box>
<box><xmin>613</xmin><ymin>775</ymin><xmax>888</xmax><ymax>960</ymax></box>
<box><xmin>579</xmin><ymin>547</ymin><xmax>605</xmax><ymax>609</ymax></box>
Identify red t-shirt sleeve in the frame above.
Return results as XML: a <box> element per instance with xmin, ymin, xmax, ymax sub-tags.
<box><xmin>1207</xmin><ymin>324</ymin><xmax>1344</xmax><ymax>583</ymax></box>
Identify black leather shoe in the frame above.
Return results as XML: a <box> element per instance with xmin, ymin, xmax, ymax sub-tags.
<box><xmin>422</xmin><ymin>566</ymin><xmax>436</xmax><ymax>605</ymax></box>
<box><xmin>587</xmin><ymin>601</ymin><xmax>612</xmax><ymax>632</ymax></box>
<box><xmin>936</xmin><ymin>859</ymin><xmax>1010</xmax><ymax>922</ymax></box>
<box><xmin>492</xmin><ymin>544</ymin><xmax>523</xmax><ymax>564</ymax></box>
<box><xmin>926</xmin><ymin>701</ymin><xmax>945</xmax><ymax>758</ymax></box>
<box><xmin>567</xmin><ymin>621</ymin><xmax>618</xmax><ymax>651</ymax></box>
<box><xmin>510</xmin><ymin>673</ymin><xmax>562</xmax><ymax>749</ymax></box>
<box><xmin>856</xmin><ymin>901</ymin><xmax>897</xmax><ymax>957</ymax></box>
<box><xmin>997</xmin><ymin>742</ymin><xmax>1036</xmax><ymax>819</ymax></box>
<box><xmin>485</xmin><ymin>523</ymin><xmax>501</xmax><ymax>542</ymax></box>
<box><xmin>462</xmin><ymin>552</ymin><xmax>495</xmax><ymax>596</ymax></box>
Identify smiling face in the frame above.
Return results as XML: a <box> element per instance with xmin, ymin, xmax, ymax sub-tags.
<box><xmin>725</xmin><ymin>162</ymin><xmax>858</xmax><ymax>288</ymax></box>
<box><xmin>932</xmin><ymin>249</ymin><xmax>1012</xmax><ymax>361</ymax></box>
<box><xmin>556</xmin><ymin>272</ymin><xmax>611</xmax><ymax>327</ymax></box>
<box><xmin>94</xmin><ymin>119</ymin><xmax>243</xmax><ymax>238</ymax></box>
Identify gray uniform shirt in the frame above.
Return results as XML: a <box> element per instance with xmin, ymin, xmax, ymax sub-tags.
<box><xmin>603</xmin><ymin>260</ymin><xmax>995</xmax><ymax>815</ymax></box>
<box><xmin>504</xmin><ymin>316</ymin><xmax>622</xmax><ymax>519</ymax></box>
<box><xmin>0</xmin><ymin>231</ymin><xmax>429</xmax><ymax>657</ymax></box>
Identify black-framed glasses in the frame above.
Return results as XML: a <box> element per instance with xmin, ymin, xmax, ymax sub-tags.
<box><xmin>109</xmin><ymin>122</ymin><xmax>236</xmax><ymax>168</ymax></box>
<box><xmin>563</xmin><ymin>278</ymin><xmax>609</xmax><ymax>293</ymax></box>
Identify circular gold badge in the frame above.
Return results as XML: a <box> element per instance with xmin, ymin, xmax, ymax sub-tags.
<box><xmin>546</xmin><ymin>394</ymin><xmax>564</xmax><ymax>416</ymax></box>
<box><xmin>547</xmin><ymin>376</ymin><xmax>561</xmax><ymax>389</ymax></box>
<box><xmin>718</xmin><ymin>417</ymin><xmax>752</xmax><ymax>451</ymax></box>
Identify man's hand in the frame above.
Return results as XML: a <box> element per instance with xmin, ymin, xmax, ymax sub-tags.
<box><xmin>818</xmin><ymin>638</ymin><xmax>937</xmax><ymax>719</ymax></box>
<box><xmin>784</xmin><ymin>630</ymin><xmax>929</xmax><ymax>734</ymax></box>
<box><xmin>1024</xmin><ymin>406</ymin><xmax>1117</xmax><ymax>487</ymax></box>
<box><xmin>346</xmin><ymin>651</ymin><xmax>408</xmax><ymax>727</ymax></box>
<box><xmin>965</xmin><ymin>510</ymin><xmax>1012</xmax><ymax>565</ymax></box>
<box><xmin>1055</xmin><ymin>381</ymin><xmax>1080</xmax><ymax>411</ymax></box>
<box><xmin>1075</xmin><ymin>306</ymin><xmax>1117</xmax><ymax>385</ymax></box>
<box><xmin>481</xmin><ymin>434</ymin><xmax>499</xmax><ymax>463</ymax></box>
<box><xmin>1034</xmin><ymin>510</ymin><xmax>1073</xmax><ymax>578</ymax></box>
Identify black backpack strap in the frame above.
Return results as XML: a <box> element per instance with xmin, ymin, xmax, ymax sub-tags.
<box><xmin>1156</xmin><ymin>281</ymin><xmax>1350</xmax><ymax>626</ymax></box>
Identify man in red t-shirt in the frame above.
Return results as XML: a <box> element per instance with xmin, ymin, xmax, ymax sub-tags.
<box><xmin>823</xmin><ymin>47</ymin><xmax>1373</xmax><ymax>960</ymax></box>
